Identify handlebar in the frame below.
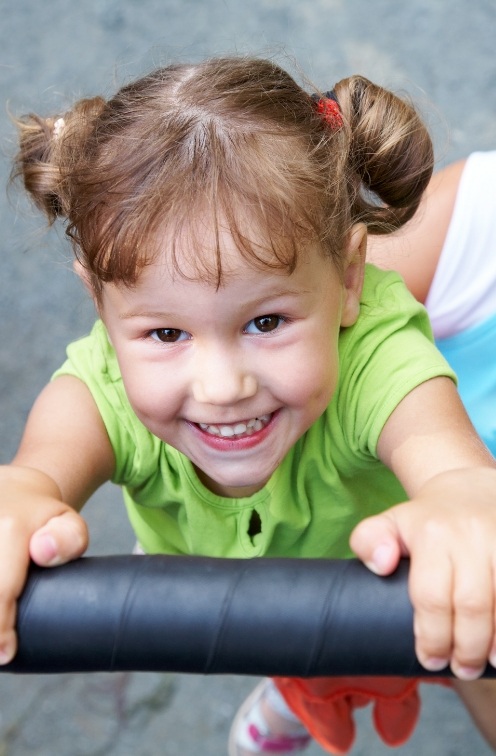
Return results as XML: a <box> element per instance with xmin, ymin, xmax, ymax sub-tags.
<box><xmin>4</xmin><ymin>555</ymin><xmax>495</xmax><ymax>677</ymax></box>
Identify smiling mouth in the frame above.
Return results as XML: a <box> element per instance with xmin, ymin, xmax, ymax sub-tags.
<box><xmin>197</xmin><ymin>413</ymin><xmax>272</xmax><ymax>438</ymax></box>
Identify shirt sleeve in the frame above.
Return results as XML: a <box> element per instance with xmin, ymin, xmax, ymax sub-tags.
<box><xmin>336</xmin><ymin>266</ymin><xmax>457</xmax><ymax>459</ymax></box>
<box><xmin>52</xmin><ymin>320</ymin><xmax>162</xmax><ymax>486</ymax></box>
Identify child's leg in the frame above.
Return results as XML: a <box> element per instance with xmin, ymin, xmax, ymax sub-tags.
<box><xmin>452</xmin><ymin>677</ymin><xmax>496</xmax><ymax>749</ymax></box>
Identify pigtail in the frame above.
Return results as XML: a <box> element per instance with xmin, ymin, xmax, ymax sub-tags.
<box><xmin>334</xmin><ymin>76</ymin><xmax>434</xmax><ymax>233</ymax></box>
<box><xmin>10</xmin><ymin>96</ymin><xmax>106</xmax><ymax>224</ymax></box>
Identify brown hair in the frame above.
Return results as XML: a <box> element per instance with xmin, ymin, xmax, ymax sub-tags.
<box><xmin>11</xmin><ymin>56</ymin><xmax>433</xmax><ymax>295</ymax></box>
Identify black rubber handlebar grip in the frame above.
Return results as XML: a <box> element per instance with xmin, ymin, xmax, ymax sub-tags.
<box><xmin>3</xmin><ymin>555</ymin><xmax>495</xmax><ymax>677</ymax></box>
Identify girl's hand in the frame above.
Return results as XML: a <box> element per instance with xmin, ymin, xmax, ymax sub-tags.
<box><xmin>350</xmin><ymin>467</ymin><xmax>496</xmax><ymax>680</ymax></box>
<box><xmin>0</xmin><ymin>465</ymin><xmax>88</xmax><ymax>665</ymax></box>
<box><xmin>0</xmin><ymin>375</ymin><xmax>115</xmax><ymax>664</ymax></box>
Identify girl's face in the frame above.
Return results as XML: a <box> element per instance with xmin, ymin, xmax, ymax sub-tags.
<box><xmin>98</xmin><ymin>225</ymin><xmax>365</xmax><ymax>498</ymax></box>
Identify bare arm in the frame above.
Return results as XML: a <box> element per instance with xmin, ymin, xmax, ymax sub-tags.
<box><xmin>12</xmin><ymin>375</ymin><xmax>115</xmax><ymax>507</ymax></box>
<box><xmin>367</xmin><ymin>159</ymin><xmax>467</xmax><ymax>302</ymax></box>
<box><xmin>351</xmin><ymin>376</ymin><xmax>496</xmax><ymax>680</ymax></box>
<box><xmin>0</xmin><ymin>375</ymin><xmax>115</xmax><ymax>663</ymax></box>
<box><xmin>376</xmin><ymin>376</ymin><xmax>492</xmax><ymax>495</ymax></box>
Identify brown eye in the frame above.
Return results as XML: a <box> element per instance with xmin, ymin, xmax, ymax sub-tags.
<box><xmin>251</xmin><ymin>315</ymin><xmax>282</xmax><ymax>333</ymax></box>
<box><xmin>151</xmin><ymin>328</ymin><xmax>187</xmax><ymax>343</ymax></box>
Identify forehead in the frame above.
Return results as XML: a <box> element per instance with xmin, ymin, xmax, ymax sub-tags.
<box><xmin>149</xmin><ymin>208</ymin><xmax>319</xmax><ymax>286</ymax></box>
<box><xmin>133</xmin><ymin>229</ymin><xmax>338</xmax><ymax>301</ymax></box>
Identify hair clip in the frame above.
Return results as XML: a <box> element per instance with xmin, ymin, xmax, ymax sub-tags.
<box><xmin>312</xmin><ymin>91</ymin><xmax>343</xmax><ymax>130</ymax></box>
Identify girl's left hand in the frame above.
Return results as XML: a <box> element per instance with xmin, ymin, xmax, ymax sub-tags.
<box><xmin>350</xmin><ymin>467</ymin><xmax>496</xmax><ymax>680</ymax></box>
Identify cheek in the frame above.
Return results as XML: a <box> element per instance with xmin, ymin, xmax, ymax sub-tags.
<box><xmin>121</xmin><ymin>377</ymin><xmax>153</xmax><ymax>423</ymax></box>
<box><xmin>118</xmin><ymin>363</ymin><xmax>171</xmax><ymax>425</ymax></box>
<box><xmin>281</xmin><ymin>344</ymin><xmax>339</xmax><ymax>409</ymax></box>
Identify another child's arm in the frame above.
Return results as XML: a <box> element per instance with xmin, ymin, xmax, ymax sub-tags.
<box><xmin>350</xmin><ymin>375</ymin><xmax>496</xmax><ymax>680</ymax></box>
<box><xmin>0</xmin><ymin>375</ymin><xmax>115</xmax><ymax>664</ymax></box>
<box><xmin>366</xmin><ymin>158</ymin><xmax>466</xmax><ymax>302</ymax></box>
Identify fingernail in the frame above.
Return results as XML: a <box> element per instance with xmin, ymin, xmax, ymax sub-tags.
<box><xmin>38</xmin><ymin>534</ymin><xmax>61</xmax><ymax>566</ymax></box>
<box><xmin>490</xmin><ymin>651</ymin><xmax>496</xmax><ymax>669</ymax></box>
<box><xmin>366</xmin><ymin>544</ymin><xmax>393</xmax><ymax>574</ymax></box>
<box><xmin>452</xmin><ymin>665</ymin><xmax>484</xmax><ymax>681</ymax></box>
<box><xmin>0</xmin><ymin>644</ymin><xmax>14</xmax><ymax>665</ymax></box>
<box><xmin>421</xmin><ymin>657</ymin><xmax>449</xmax><ymax>672</ymax></box>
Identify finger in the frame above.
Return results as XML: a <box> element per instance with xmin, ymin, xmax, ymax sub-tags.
<box><xmin>449</xmin><ymin>559</ymin><xmax>494</xmax><ymax>680</ymax></box>
<box><xmin>0</xmin><ymin>617</ymin><xmax>17</xmax><ymax>665</ymax></box>
<box><xmin>350</xmin><ymin>512</ymin><xmax>404</xmax><ymax>575</ymax></box>
<box><xmin>29</xmin><ymin>510</ymin><xmax>89</xmax><ymax>567</ymax></box>
<box><xmin>490</xmin><ymin>557</ymin><xmax>496</xmax><ymax>670</ymax></box>
<box><xmin>408</xmin><ymin>545</ymin><xmax>453</xmax><ymax>673</ymax></box>
<box><xmin>0</xmin><ymin>522</ymin><xmax>31</xmax><ymax>664</ymax></box>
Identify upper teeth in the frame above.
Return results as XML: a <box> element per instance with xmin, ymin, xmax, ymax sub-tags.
<box><xmin>199</xmin><ymin>414</ymin><xmax>271</xmax><ymax>437</ymax></box>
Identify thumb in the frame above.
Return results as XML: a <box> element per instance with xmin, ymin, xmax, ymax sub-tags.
<box><xmin>29</xmin><ymin>510</ymin><xmax>89</xmax><ymax>567</ymax></box>
<box><xmin>350</xmin><ymin>512</ymin><xmax>405</xmax><ymax>576</ymax></box>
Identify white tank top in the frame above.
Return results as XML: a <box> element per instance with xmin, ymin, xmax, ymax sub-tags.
<box><xmin>425</xmin><ymin>151</ymin><xmax>496</xmax><ymax>339</ymax></box>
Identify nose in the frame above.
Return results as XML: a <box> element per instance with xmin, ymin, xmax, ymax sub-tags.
<box><xmin>191</xmin><ymin>345</ymin><xmax>258</xmax><ymax>405</ymax></box>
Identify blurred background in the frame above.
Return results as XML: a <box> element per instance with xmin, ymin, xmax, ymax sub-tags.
<box><xmin>0</xmin><ymin>1</ymin><xmax>495</xmax><ymax>753</ymax></box>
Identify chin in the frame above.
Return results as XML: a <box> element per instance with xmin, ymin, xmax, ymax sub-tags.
<box><xmin>200</xmin><ymin>469</ymin><xmax>270</xmax><ymax>498</ymax></box>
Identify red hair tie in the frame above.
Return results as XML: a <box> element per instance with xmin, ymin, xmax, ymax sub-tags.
<box><xmin>312</xmin><ymin>91</ymin><xmax>343</xmax><ymax>130</ymax></box>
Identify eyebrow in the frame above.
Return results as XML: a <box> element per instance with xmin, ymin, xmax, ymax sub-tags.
<box><xmin>119</xmin><ymin>309</ymin><xmax>176</xmax><ymax>320</ymax></box>
<box><xmin>241</xmin><ymin>287</ymin><xmax>309</xmax><ymax>309</ymax></box>
<box><xmin>118</xmin><ymin>287</ymin><xmax>309</xmax><ymax>320</ymax></box>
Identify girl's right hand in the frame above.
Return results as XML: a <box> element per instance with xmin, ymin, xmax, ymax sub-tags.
<box><xmin>0</xmin><ymin>464</ymin><xmax>89</xmax><ymax>665</ymax></box>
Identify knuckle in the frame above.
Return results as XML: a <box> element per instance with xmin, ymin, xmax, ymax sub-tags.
<box><xmin>416</xmin><ymin>518</ymin><xmax>447</xmax><ymax>543</ymax></box>
<box><xmin>456</xmin><ymin>598</ymin><xmax>491</xmax><ymax>620</ymax></box>
<box><xmin>410</xmin><ymin>585</ymin><xmax>450</xmax><ymax>615</ymax></box>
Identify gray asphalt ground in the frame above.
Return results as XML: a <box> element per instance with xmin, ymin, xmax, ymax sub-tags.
<box><xmin>1</xmin><ymin>1</ymin><xmax>496</xmax><ymax>754</ymax></box>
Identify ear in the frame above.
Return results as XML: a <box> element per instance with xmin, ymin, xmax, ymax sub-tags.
<box><xmin>73</xmin><ymin>259</ymin><xmax>100</xmax><ymax>311</ymax></box>
<box><xmin>340</xmin><ymin>223</ymin><xmax>367</xmax><ymax>327</ymax></box>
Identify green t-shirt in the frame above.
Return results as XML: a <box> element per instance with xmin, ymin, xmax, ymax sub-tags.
<box><xmin>54</xmin><ymin>265</ymin><xmax>456</xmax><ymax>559</ymax></box>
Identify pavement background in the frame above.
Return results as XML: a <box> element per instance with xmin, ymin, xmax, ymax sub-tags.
<box><xmin>0</xmin><ymin>1</ymin><xmax>495</xmax><ymax>754</ymax></box>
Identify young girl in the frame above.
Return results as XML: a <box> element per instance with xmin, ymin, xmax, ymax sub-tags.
<box><xmin>368</xmin><ymin>151</ymin><xmax>496</xmax><ymax>456</ymax></box>
<box><xmin>3</xmin><ymin>57</ymin><xmax>496</xmax><ymax>755</ymax></box>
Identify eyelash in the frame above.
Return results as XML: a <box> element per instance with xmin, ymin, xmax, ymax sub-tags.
<box><xmin>145</xmin><ymin>314</ymin><xmax>289</xmax><ymax>344</ymax></box>
<box><xmin>243</xmin><ymin>314</ymin><xmax>288</xmax><ymax>334</ymax></box>
<box><xmin>148</xmin><ymin>328</ymin><xmax>191</xmax><ymax>344</ymax></box>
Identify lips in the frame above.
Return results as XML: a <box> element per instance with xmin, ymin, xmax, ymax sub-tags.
<box><xmin>197</xmin><ymin>413</ymin><xmax>272</xmax><ymax>439</ymax></box>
